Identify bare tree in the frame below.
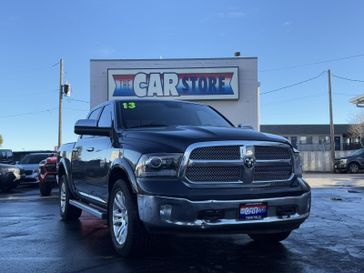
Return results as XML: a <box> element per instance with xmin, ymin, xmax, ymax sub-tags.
<box><xmin>0</xmin><ymin>134</ymin><xmax>3</xmax><ymax>146</ymax></box>
<box><xmin>348</xmin><ymin>114</ymin><xmax>364</xmax><ymax>147</ymax></box>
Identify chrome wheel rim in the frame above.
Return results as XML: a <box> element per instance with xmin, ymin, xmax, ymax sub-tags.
<box><xmin>112</xmin><ymin>191</ymin><xmax>128</xmax><ymax>245</ymax></box>
<box><xmin>350</xmin><ymin>164</ymin><xmax>359</xmax><ymax>173</ymax></box>
<box><xmin>60</xmin><ymin>181</ymin><xmax>66</xmax><ymax>213</ymax></box>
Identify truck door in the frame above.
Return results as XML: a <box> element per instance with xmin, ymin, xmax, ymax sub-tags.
<box><xmin>71</xmin><ymin>107</ymin><xmax>103</xmax><ymax>197</ymax></box>
<box><xmin>83</xmin><ymin>104</ymin><xmax>114</xmax><ymax>203</ymax></box>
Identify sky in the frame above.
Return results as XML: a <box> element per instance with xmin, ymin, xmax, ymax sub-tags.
<box><xmin>1</xmin><ymin>0</ymin><xmax>364</xmax><ymax>150</ymax></box>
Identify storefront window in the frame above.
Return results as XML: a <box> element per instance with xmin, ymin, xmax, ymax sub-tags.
<box><xmin>299</xmin><ymin>136</ymin><xmax>313</xmax><ymax>144</ymax></box>
<box><xmin>319</xmin><ymin>135</ymin><xmax>330</xmax><ymax>144</ymax></box>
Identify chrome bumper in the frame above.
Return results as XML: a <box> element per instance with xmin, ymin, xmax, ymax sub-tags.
<box><xmin>137</xmin><ymin>191</ymin><xmax>311</xmax><ymax>232</ymax></box>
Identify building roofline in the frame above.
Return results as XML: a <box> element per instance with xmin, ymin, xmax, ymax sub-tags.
<box><xmin>90</xmin><ymin>57</ymin><xmax>258</xmax><ymax>62</ymax></box>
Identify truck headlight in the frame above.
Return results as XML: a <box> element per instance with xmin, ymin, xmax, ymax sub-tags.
<box><xmin>293</xmin><ymin>148</ymin><xmax>302</xmax><ymax>177</ymax></box>
<box><xmin>340</xmin><ymin>159</ymin><xmax>348</xmax><ymax>164</ymax></box>
<box><xmin>135</xmin><ymin>153</ymin><xmax>183</xmax><ymax>178</ymax></box>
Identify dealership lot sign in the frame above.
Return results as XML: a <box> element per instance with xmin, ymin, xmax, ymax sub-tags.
<box><xmin>108</xmin><ymin>67</ymin><xmax>239</xmax><ymax>100</ymax></box>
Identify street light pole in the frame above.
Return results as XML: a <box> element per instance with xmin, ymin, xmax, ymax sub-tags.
<box><xmin>328</xmin><ymin>69</ymin><xmax>335</xmax><ymax>170</ymax></box>
<box><xmin>58</xmin><ymin>58</ymin><xmax>64</xmax><ymax>149</ymax></box>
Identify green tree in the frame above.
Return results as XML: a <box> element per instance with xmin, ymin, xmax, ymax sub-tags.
<box><xmin>0</xmin><ymin>134</ymin><xmax>3</xmax><ymax>146</ymax></box>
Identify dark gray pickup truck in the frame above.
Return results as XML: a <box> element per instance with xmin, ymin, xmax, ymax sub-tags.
<box><xmin>58</xmin><ymin>99</ymin><xmax>311</xmax><ymax>256</ymax></box>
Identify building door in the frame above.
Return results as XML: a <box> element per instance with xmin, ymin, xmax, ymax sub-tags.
<box><xmin>335</xmin><ymin>136</ymin><xmax>341</xmax><ymax>151</ymax></box>
<box><xmin>291</xmin><ymin>137</ymin><xmax>298</xmax><ymax>149</ymax></box>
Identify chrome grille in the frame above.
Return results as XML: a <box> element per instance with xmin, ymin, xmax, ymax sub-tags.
<box><xmin>189</xmin><ymin>146</ymin><xmax>240</xmax><ymax>160</ymax></box>
<box><xmin>185</xmin><ymin>166</ymin><xmax>241</xmax><ymax>182</ymax></box>
<box><xmin>183</xmin><ymin>141</ymin><xmax>294</xmax><ymax>184</ymax></box>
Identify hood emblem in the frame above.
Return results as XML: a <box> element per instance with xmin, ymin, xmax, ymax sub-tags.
<box><xmin>240</xmin><ymin>146</ymin><xmax>255</xmax><ymax>168</ymax></box>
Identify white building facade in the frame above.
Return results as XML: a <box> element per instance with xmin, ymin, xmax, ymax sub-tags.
<box><xmin>90</xmin><ymin>57</ymin><xmax>259</xmax><ymax>129</ymax></box>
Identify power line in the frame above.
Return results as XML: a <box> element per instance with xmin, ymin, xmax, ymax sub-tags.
<box><xmin>63</xmin><ymin>107</ymin><xmax>89</xmax><ymax>112</ymax></box>
<box><xmin>261</xmin><ymin>93</ymin><xmax>326</xmax><ymax>106</ymax></box>
<box><xmin>0</xmin><ymin>108</ymin><xmax>58</xmax><ymax>118</ymax></box>
<box><xmin>261</xmin><ymin>53</ymin><xmax>364</xmax><ymax>72</ymax></box>
<box><xmin>332</xmin><ymin>74</ymin><xmax>364</xmax><ymax>83</ymax></box>
<box><xmin>260</xmin><ymin>71</ymin><xmax>325</xmax><ymax>95</ymax></box>
<box><xmin>65</xmin><ymin>98</ymin><xmax>90</xmax><ymax>104</ymax></box>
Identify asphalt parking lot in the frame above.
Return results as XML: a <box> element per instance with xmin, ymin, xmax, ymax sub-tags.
<box><xmin>0</xmin><ymin>174</ymin><xmax>363</xmax><ymax>273</ymax></box>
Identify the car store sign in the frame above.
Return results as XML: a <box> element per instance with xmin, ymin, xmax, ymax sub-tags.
<box><xmin>108</xmin><ymin>67</ymin><xmax>239</xmax><ymax>100</ymax></box>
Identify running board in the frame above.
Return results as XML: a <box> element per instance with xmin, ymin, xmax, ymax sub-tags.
<box><xmin>69</xmin><ymin>199</ymin><xmax>107</xmax><ymax>219</ymax></box>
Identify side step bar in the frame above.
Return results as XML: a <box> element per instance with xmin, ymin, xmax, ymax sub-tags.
<box><xmin>69</xmin><ymin>199</ymin><xmax>107</xmax><ymax>219</ymax></box>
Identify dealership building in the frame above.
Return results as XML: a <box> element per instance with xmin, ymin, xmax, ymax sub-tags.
<box><xmin>90</xmin><ymin>57</ymin><xmax>259</xmax><ymax>129</ymax></box>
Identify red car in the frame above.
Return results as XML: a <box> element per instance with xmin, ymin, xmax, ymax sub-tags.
<box><xmin>38</xmin><ymin>156</ymin><xmax>57</xmax><ymax>196</ymax></box>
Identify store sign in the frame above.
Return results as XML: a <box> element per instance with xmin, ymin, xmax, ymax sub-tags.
<box><xmin>108</xmin><ymin>67</ymin><xmax>239</xmax><ymax>100</ymax></box>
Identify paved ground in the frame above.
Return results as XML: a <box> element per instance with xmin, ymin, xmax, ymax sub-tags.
<box><xmin>0</xmin><ymin>174</ymin><xmax>363</xmax><ymax>273</ymax></box>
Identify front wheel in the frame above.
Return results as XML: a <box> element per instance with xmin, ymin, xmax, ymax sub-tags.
<box><xmin>248</xmin><ymin>231</ymin><xmax>291</xmax><ymax>243</ymax></box>
<box><xmin>109</xmin><ymin>179</ymin><xmax>149</xmax><ymax>257</ymax></box>
<box><xmin>348</xmin><ymin>162</ymin><xmax>360</xmax><ymax>174</ymax></box>
<box><xmin>40</xmin><ymin>181</ymin><xmax>52</xmax><ymax>196</ymax></box>
<box><xmin>59</xmin><ymin>175</ymin><xmax>82</xmax><ymax>221</ymax></box>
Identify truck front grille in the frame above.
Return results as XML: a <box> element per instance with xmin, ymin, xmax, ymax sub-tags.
<box><xmin>183</xmin><ymin>141</ymin><xmax>293</xmax><ymax>184</ymax></box>
<box><xmin>185</xmin><ymin>166</ymin><xmax>241</xmax><ymax>182</ymax></box>
<box><xmin>255</xmin><ymin>146</ymin><xmax>291</xmax><ymax>160</ymax></box>
<box><xmin>190</xmin><ymin>146</ymin><xmax>240</xmax><ymax>160</ymax></box>
<box><xmin>254</xmin><ymin>164</ymin><xmax>292</xmax><ymax>181</ymax></box>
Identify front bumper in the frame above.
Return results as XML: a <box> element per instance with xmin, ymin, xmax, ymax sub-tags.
<box><xmin>334</xmin><ymin>162</ymin><xmax>348</xmax><ymax>170</ymax></box>
<box><xmin>137</xmin><ymin>191</ymin><xmax>311</xmax><ymax>234</ymax></box>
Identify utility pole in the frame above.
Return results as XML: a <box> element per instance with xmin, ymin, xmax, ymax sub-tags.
<box><xmin>328</xmin><ymin>69</ymin><xmax>335</xmax><ymax>170</ymax></box>
<box><xmin>58</xmin><ymin>58</ymin><xmax>64</xmax><ymax>148</ymax></box>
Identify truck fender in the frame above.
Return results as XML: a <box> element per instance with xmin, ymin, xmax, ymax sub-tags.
<box><xmin>109</xmin><ymin>158</ymin><xmax>139</xmax><ymax>193</ymax></box>
<box><xmin>57</xmin><ymin>157</ymin><xmax>71</xmax><ymax>184</ymax></box>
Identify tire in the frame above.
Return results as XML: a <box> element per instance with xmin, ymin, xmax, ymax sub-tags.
<box><xmin>59</xmin><ymin>175</ymin><xmax>82</xmax><ymax>221</ymax></box>
<box><xmin>108</xmin><ymin>179</ymin><xmax>149</xmax><ymax>257</ymax></box>
<box><xmin>348</xmin><ymin>163</ymin><xmax>360</xmax><ymax>174</ymax></box>
<box><xmin>248</xmin><ymin>231</ymin><xmax>291</xmax><ymax>243</ymax></box>
<box><xmin>40</xmin><ymin>181</ymin><xmax>52</xmax><ymax>196</ymax></box>
<box><xmin>0</xmin><ymin>173</ymin><xmax>16</xmax><ymax>193</ymax></box>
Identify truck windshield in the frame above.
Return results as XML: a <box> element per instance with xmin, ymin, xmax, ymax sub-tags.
<box><xmin>119</xmin><ymin>101</ymin><xmax>232</xmax><ymax>129</ymax></box>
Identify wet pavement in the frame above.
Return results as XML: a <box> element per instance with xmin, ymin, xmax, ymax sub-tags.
<box><xmin>0</xmin><ymin>175</ymin><xmax>363</xmax><ymax>273</ymax></box>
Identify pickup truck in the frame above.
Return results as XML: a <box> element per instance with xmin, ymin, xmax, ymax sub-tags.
<box><xmin>58</xmin><ymin>99</ymin><xmax>311</xmax><ymax>257</ymax></box>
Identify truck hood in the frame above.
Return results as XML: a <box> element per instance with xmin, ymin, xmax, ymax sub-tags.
<box><xmin>121</xmin><ymin>126</ymin><xmax>291</xmax><ymax>153</ymax></box>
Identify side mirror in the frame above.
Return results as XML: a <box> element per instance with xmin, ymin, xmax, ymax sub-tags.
<box><xmin>74</xmin><ymin>119</ymin><xmax>111</xmax><ymax>136</ymax></box>
<box><xmin>237</xmin><ymin>124</ymin><xmax>254</xmax><ymax>130</ymax></box>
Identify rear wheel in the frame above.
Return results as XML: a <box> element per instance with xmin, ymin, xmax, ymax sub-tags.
<box><xmin>39</xmin><ymin>181</ymin><xmax>52</xmax><ymax>196</ymax></box>
<box><xmin>59</xmin><ymin>175</ymin><xmax>82</xmax><ymax>221</ymax></box>
<box><xmin>109</xmin><ymin>179</ymin><xmax>149</xmax><ymax>257</ymax></box>
<box><xmin>248</xmin><ymin>231</ymin><xmax>291</xmax><ymax>243</ymax></box>
<box><xmin>348</xmin><ymin>162</ymin><xmax>360</xmax><ymax>174</ymax></box>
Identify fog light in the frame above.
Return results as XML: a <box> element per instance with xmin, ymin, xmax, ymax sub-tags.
<box><xmin>160</xmin><ymin>205</ymin><xmax>172</xmax><ymax>220</ymax></box>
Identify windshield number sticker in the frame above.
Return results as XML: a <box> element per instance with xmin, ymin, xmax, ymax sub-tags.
<box><xmin>123</xmin><ymin>102</ymin><xmax>136</xmax><ymax>109</ymax></box>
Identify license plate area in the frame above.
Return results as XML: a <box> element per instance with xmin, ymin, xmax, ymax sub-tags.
<box><xmin>239</xmin><ymin>202</ymin><xmax>267</xmax><ymax>220</ymax></box>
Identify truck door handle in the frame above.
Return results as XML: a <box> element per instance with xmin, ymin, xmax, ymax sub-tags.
<box><xmin>86</xmin><ymin>147</ymin><xmax>94</xmax><ymax>152</ymax></box>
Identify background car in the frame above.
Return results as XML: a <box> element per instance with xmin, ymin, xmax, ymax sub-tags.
<box><xmin>38</xmin><ymin>156</ymin><xmax>57</xmax><ymax>196</ymax></box>
<box><xmin>335</xmin><ymin>148</ymin><xmax>364</xmax><ymax>173</ymax></box>
<box><xmin>17</xmin><ymin>153</ymin><xmax>54</xmax><ymax>184</ymax></box>
<box><xmin>0</xmin><ymin>149</ymin><xmax>14</xmax><ymax>164</ymax></box>
<box><xmin>0</xmin><ymin>163</ymin><xmax>20</xmax><ymax>192</ymax></box>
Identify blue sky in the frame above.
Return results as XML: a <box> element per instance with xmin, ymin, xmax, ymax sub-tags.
<box><xmin>1</xmin><ymin>0</ymin><xmax>364</xmax><ymax>150</ymax></box>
